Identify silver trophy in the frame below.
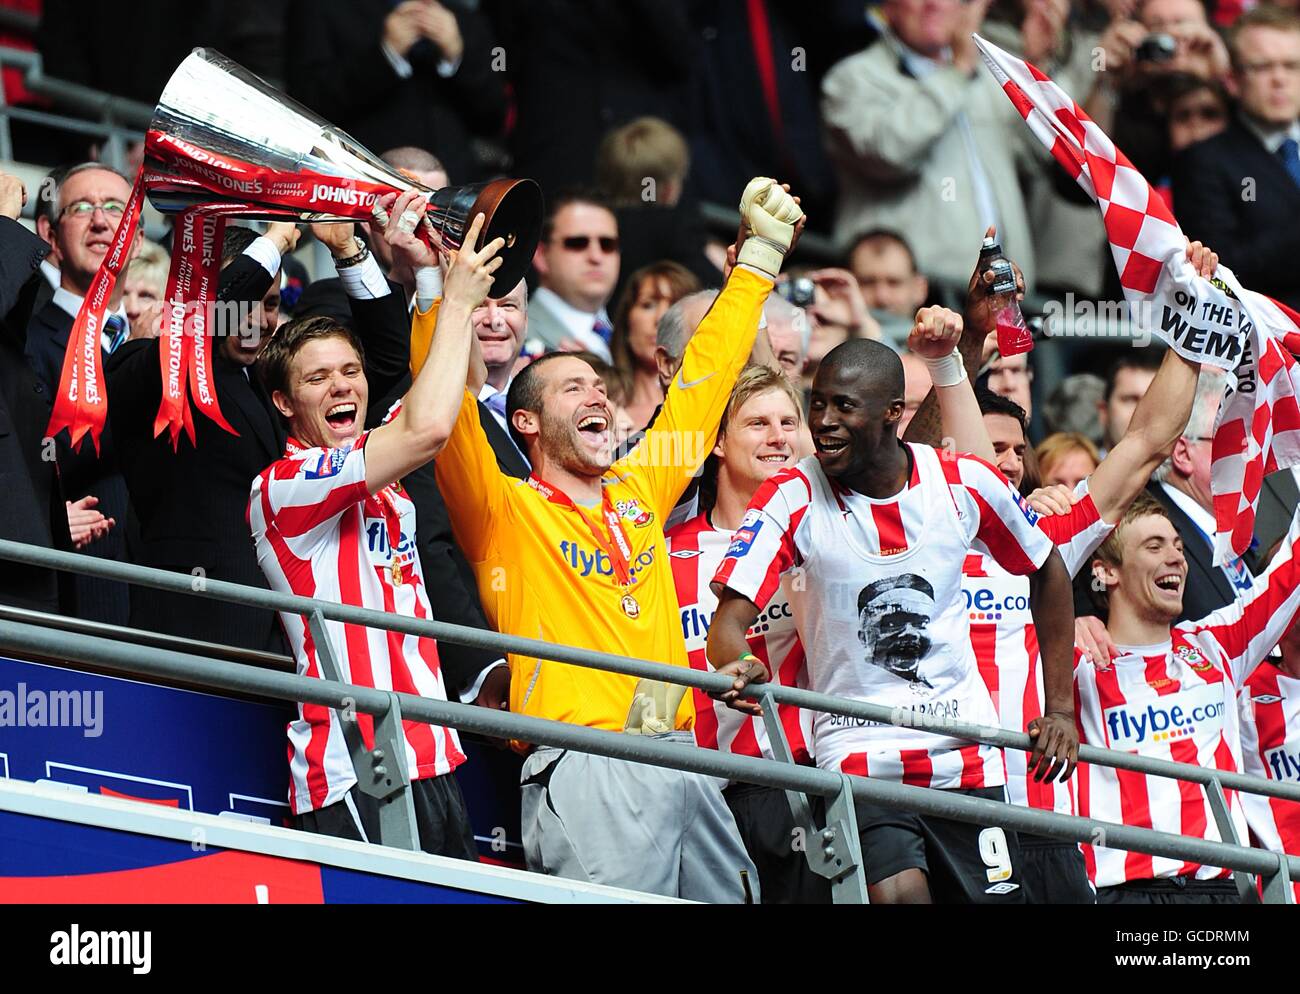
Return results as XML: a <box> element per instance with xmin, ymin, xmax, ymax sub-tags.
<box><xmin>148</xmin><ymin>48</ymin><xmax>542</xmax><ymax>288</ymax></box>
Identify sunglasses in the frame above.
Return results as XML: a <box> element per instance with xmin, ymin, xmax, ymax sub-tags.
<box><xmin>556</xmin><ymin>235</ymin><xmax>619</xmax><ymax>253</ymax></box>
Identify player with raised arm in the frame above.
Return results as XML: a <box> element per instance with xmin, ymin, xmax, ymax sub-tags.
<box><xmin>432</xmin><ymin>178</ymin><xmax>803</xmax><ymax>901</ymax></box>
<box><xmin>903</xmin><ymin>240</ymin><xmax>1219</xmax><ymax>903</ymax></box>
<box><xmin>706</xmin><ymin>328</ymin><xmax>1079</xmax><ymax>905</ymax></box>
<box><xmin>1077</xmin><ymin>494</ymin><xmax>1300</xmax><ymax>904</ymax></box>
<box><xmin>667</xmin><ymin>307</ymin><xmax>980</xmax><ymax>903</ymax></box>
<box><xmin>248</xmin><ymin>204</ymin><xmax>502</xmax><ymax>854</ymax></box>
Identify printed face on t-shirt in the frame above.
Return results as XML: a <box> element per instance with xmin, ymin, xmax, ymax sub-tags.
<box><xmin>857</xmin><ymin>576</ymin><xmax>935</xmax><ymax>686</ymax></box>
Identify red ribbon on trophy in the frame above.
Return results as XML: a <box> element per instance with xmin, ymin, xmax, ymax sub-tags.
<box><xmin>48</xmin><ymin>48</ymin><xmax>541</xmax><ymax>455</ymax></box>
<box><xmin>153</xmin><ymin>207</ymin><xmax>233</xmax><ymax>447</ymax></box>
<box><xmin>45</xmin><ymin>170</ymin><xmax>149</xmax><ymax>454</ymax></box>
<box><xmin>51</xmin><ymin>140</ymin><xmax>400</xmax><ymax>454</ymax></box>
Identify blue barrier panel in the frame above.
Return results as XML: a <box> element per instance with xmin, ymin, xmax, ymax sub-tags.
<box><xmin>0</xmin><ymin>656</ymin><xmax>525</xmax><ymax>863</ymax></box>
<box><xmin>0</xmin><ymin>808</ymin><xmax>517</xmax><ymax>903</ymax></box>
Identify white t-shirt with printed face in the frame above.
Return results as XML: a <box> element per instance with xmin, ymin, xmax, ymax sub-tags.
<box><xmin>714</xmin><ymin>443</ymin><xmax>1055</xmax><ymax>789</ymax></box>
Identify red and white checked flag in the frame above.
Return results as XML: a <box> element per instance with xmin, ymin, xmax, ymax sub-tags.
<box><xmin>975</xmin><ymin>34</ymin><xmax>1300</xmax><ymax>566</ymax></box>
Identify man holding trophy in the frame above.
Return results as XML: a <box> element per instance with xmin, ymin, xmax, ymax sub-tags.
<box><xmin>249</xmin><ymin>207</ymin><xmax>504</xmax><ymax>853</ymax></box>
<box><xmin>54</xmin><ymin>47</ymin><xmax>800</xmax><ymax>892</ymax></box>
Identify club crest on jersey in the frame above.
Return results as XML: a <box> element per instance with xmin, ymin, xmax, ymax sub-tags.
<box><xmin>305</xmin><ymin>446</ymin><xmax>348</xmax><ymax>479</ymax></box>
<box><xmin>1175</xmin><ymin>644</ymin><xmax>1213</xmax><ymax>671</ymax></box>
<box><xmin>616</xmin><ymin>498</ymin><xmax>654</xmax><ymax>528</ymax></box>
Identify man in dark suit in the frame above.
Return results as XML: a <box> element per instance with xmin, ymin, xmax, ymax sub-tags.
<box><xmin>24</xmin><ymin>164</ymin><xmax>143</xmax><ymax>625</ymax></box>
<box><xmin>0</xmin><ymin>172</ymin><xmax>76</xmax><ymax>614</ymax></box>
<box><xmin>285</xmin><ymin>0</ymin><xmax>506</xmax><ymax>183</ymax></box>
<box><xmin>107</xmin><ymin>222</ymin><xmax>410</xmax><ymax>653</ymax></box>
<box><xmin>1172</xmin><ymin>6</ymin><xmax>1300</xmax><ymax>311</ymax></box>
<box><xmin>686</xmin><ymin>0</ymin><xmax>864</xmax><ymax>233</ymax></box>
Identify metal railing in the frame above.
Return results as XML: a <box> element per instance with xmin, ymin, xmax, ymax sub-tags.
<box><xmin>0</xmin><ymin>45</ymin><xmax>151</xmax><ymax>172</ymax></box>
<box><xmin>0</xmin><ymin>603</ymin><xmax>294</xmax><ymax>673</ymax></box>
<box><xmin>0</xmin><ymin>537</ymin><xmax>1296</xmax><ymax>904</ymax></box>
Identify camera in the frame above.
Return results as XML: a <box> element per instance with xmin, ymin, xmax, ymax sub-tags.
<box><xmin>1135</xmin><ymin>33</ymin><xmax>1177</xmax><ymax>64</ymax></box>
<box><xmin>777</xmin><ymin>276</ymin><xmax>815</xmax><ymax>308</ymax></box>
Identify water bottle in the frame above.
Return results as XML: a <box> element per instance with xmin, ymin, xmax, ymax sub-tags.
<box><xmin>978</xmin><ymin>236</ymin><xmax>1033</xmax><ymax>357</ymax></box>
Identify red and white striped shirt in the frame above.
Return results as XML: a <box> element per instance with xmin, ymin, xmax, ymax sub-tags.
<box><xmin>967</xmin><ymin>478</ymin><xmax>1114</xmax><ymax>814</ymax></box>
<box><xmin>713</xmin><ymin>445</ymin><xmax>1054</xmax><ymax>789</ymax></box>
<box><xmin>249</xmin><ymin>431</ymin><xmax>465</xmax><ymax>815</ymax></box>
<box><xmin>1238</xmin><ymin>663</ymin><xmax>1300</xmax><ymax>902</ymax></box>
<box><xmin>1075</xmin><ymin>509</ymin><xmax>1300</xmax><ymax>887</ymax></box>
<box><xmin>668</xmin><ymin>511</ymin><xmax>811</xmax><ymax>765</ymax></box>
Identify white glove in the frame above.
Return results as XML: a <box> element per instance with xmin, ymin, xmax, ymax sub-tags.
<box><xmin>623</xmin><ymin>678</ymin><xmax>688</xmax><ymax>735</ymax></box>
<box><xmin>736</xmin><ymin>178</ymin><xmax>803</xmax><ymax>280</ymax></box>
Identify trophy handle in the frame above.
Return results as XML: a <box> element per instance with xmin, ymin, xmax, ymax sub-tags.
<box><xmin>427</xmin><ymin>178</ymin><xmax>542</xmax><ymax>291</ymax></box>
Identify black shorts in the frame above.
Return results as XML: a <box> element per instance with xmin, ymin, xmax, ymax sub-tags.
<box><xmin>853</xmin><ymin>785</ymin><xmax>1026</xmax><ymax>904</ymax></box>
<box><xmin>292</xmin><ymin>774</ymin><xmax>479</xmax><ymax>861</ymax></box>
<box><xmin>1018</xmin><ymin>833</ymin><xmax>1096</xmax><ymax>904</ymax></box>
<box><xmin>1097</xmin><ymin>875</ymin><xmax>1243</xmax><ymax>905</ymax></box>
<box><xmin>723</xmin><ymin>781</ymin><xmax>832</xmax><ymax>904</ymax></box>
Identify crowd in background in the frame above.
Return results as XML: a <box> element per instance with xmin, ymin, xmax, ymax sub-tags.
<box><xmin>7</xmin><ymin>0</ymin><xmax>1296</xmax><ymax>433</ymax></box>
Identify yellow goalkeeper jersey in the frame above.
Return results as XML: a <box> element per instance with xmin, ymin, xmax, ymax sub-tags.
<box><xmin>434</xmin><ymin>267</ymin><xmax>772</xmax><ymax>738</ymax></box>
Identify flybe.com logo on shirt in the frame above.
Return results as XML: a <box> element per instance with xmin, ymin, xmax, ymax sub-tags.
<box><xmin>558</xmin><ymin>541</ymin><xmax>656</xmax><ymax>579</ymax></box>
<box><xmin>1265</xmin><ymin>740</ymin><xmax>1300</xmax><ymax>783</ymax></box>
<box><xmin>1103</xmin><ymin>682</ymin><xmax>1226</xmax><ymax>750</ymax></box>
<box><xmin>680</xmin><ymin>599</ymin><xmax>794</xmax><ymax>652</ymax></box>
<box><xmin>366</xmin><ymin>519</ymin><xmax>416</xmax><ymax>571</ymax></box>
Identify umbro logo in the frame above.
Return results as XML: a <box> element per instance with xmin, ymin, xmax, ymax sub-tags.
<box><xmin>669</xmin><ymin>549</ymin><xmax>703</xmax><ymax>559</ymax></box>
<box><xmin>985</xmin><ymin>881</ymin><xmax>1020</xmax><ymax>895</ymax></box>
<box><xmin>1253</xmin><ymin>694</ymin><xmax>1283</xmax><ymax>705</ymax></box>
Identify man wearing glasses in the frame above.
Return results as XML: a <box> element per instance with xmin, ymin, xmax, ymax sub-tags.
<box><xmin>25</xmin><ymin>164</ymin><xmax>139</xmax><ymax>624</ymax></box>
<box><xmin>1174</xmin><ymin>5</ymin><xmax>1300</xmax><ymax>310</ymax></box>
<box><xmin>524</xmin><ymin>190</ymin><xmax>620</xmax><ymax>362</ymax></box>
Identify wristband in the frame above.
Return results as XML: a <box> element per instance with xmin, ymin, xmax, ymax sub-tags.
<box><xmin>738</xmin><ymin>652</ymin><xmax>759</xmax><ymax>665</ymax></box>
<box><xmin>736</xmin><ymin>237</ymin><xmax>785</xmax><ymax>280</ymax></box>
<box><xmin>414</xmin><ymin>265</ymin><xmax>443</xmax><ymax>310</ymax></box>
<box><xmin>922</xmin><ymin>350</ymin><xmax>967</xmax><ymax>388</ymax></box>
<box><xmin>333</xmin><ymin>240</ymin><xmax>369</xmax><ymax>269</ymax></box>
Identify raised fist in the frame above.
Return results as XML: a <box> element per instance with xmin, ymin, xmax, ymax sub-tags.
<box><xmin>736</xmin><ymin>178</ymin><xmax>804</xmax><ymax>279</ymax></box>
<box><xmin>907</xmin><ymin>305</ymin><xmax>963</xmax><ymax>360</ymax></box>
